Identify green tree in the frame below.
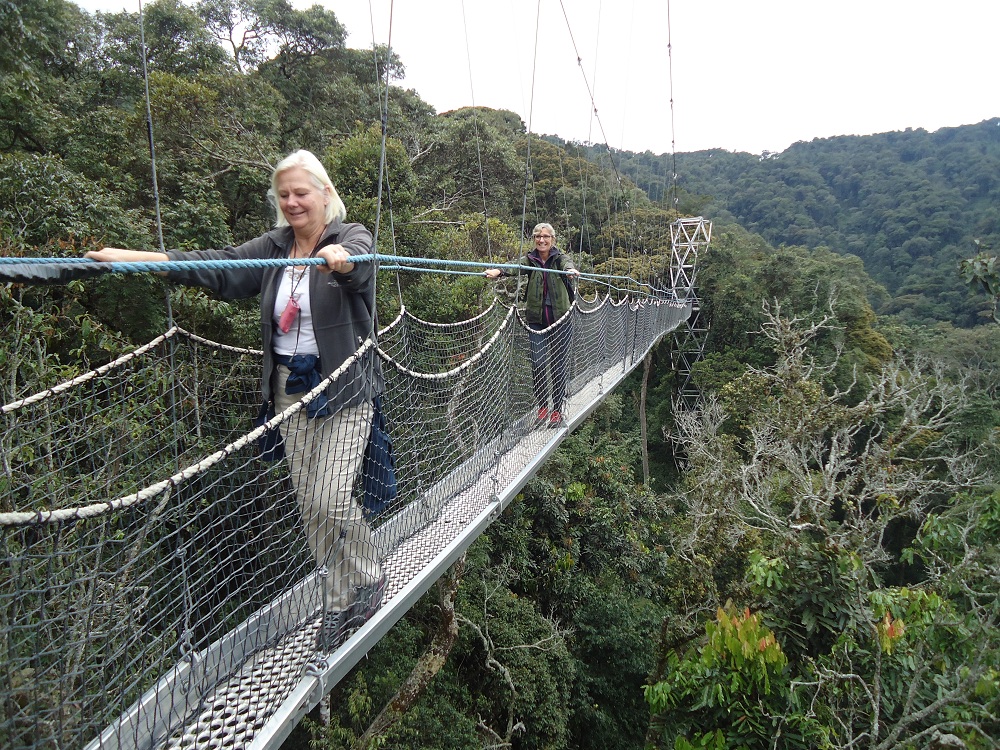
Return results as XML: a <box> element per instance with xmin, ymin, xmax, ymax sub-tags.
<box><xmin>480</xmin><ymin>397</ymin><xmax>679</xmax><ymax>750</ymax></box>
<box><xmin>0</xmin><ymin>0</ymin><xmax>96</xmax><ymax>153</ymax></box>
<box><xmin>606</xmin><ymin>120</ymin><xmax>1000</xmax><ymax>326</ymax></box>
<box><xmin>648</xmin><ymin>303</ymin><xmax>998</xmax><ymax>748</ymax></box>
<box><xmin>326</xmin><ymin>124</ymin><xmax>422</xmax><ymax>253</ymax></box>
<box><xmin>412</xmin><ymin>107</ymin><xmax>524</xmax><ymax>223</ymax></box>
<box><xmin>645</xmin><ymin>604</ymin><xmax>825</xmax><ymax>749</ymax></box>
<box><xmin>197</xmin><ymin>0</ymin><xmax>347</xmax><ymax>74</ymax></box>
<box><xmin>95</xmin><ymin>0</ymin><xmax>232</xmax><ymax>95</ymax></box>
<box><xmin>0</xmin><ymin>152</ymin><xmax>149</xmax><ymax>249</ymax></box>
<box><xmin>960</xmin><ymin>248</ymin><xmax>1000</xmax><ymax>323</ymax></box>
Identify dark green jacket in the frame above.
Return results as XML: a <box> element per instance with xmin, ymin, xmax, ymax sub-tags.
<box><xmin>513</xmin><ymin>247</ymin><xmax>576</xmax><ymax>328</ymax></box>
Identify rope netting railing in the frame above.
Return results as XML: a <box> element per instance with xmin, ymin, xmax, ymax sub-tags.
<box><xmin>0</xmin><ymin>282</ymin><xmax>693</xmax><ymax>750</ymax></box>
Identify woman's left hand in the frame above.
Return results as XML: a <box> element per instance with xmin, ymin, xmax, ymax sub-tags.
<box><xmin>317</xmin><ymin>244</ymin><xmax>354</xmax><ymax>274</ymax></box>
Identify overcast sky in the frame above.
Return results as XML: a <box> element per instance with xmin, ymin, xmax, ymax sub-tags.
<box><xmin>73</xmin><ymin>0</ymin><xmax>999</xmax><ymax>156</ymax></box>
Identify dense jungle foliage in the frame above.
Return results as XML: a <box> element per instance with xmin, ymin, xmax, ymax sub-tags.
<box><xmin>2</xmin><ymin>1</ymin><xmax>998</xmax><ymax>748</ymax></box>
<box><xmin>583</xmin><ymin>119</ymin><xmax>1000</xmax><ymax>326</ymax></box>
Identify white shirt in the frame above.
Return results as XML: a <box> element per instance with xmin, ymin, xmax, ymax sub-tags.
<box><xmin>272</xmin><ymin>266</ymin><xmax>319</xmax><ymax>356</ymax></box>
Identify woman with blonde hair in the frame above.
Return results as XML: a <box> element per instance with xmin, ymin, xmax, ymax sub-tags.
<box><xmin>484</xmin><ymin>222</ymin><xmax>579</xmax><ymax>427</ymax></box>
<box><xmin>86</xmin><ymin>149</ymin><xmax>387</xmax><ymax>650</ymax></box>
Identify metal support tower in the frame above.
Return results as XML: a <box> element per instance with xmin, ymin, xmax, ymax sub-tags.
<box><xmin>668</xmin><ymin>217</ymin><xmax>712</xmax><ymax>414</ymax></box>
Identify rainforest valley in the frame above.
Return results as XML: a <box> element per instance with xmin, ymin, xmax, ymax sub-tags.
<box><xmin>2</xmin><ymin>1</ymin><xmax>998</xmax><ymax>748</ymax></box>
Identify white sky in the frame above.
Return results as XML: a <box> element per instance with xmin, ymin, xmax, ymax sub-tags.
<box><xmin>73</xmin><ymin>0</ymin><xmax>999</xmax><ymax>155</ymax></box>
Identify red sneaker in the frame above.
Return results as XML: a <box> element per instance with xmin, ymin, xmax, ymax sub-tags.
<box><xmin>548</xmin><ymin>410</ymin><xmax>563</xmax><ymax>427</ymax></box>
<box><xmin>536</xmin><ymin>406</ymin><xmax>549</xmax><ymax>423</ymax></box>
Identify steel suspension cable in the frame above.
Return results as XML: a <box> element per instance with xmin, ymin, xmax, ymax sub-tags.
<box><xmin>663</xmin><ymin>0</ymin><xmax>680</xmax><ymax>287</ymax></box>
<box><xmin>138</xmin><ymin>0</ymin><xmax>182</xmax><ymax>475</ymax></box>
<box><xmin>518</xmin><ymin>0</ymin><xmax>544</xmax><ymax>253</ymax></box>
<box><xmin>138</xmin><ymin>0</ymin><xmax>164</xmax><ymax>259</ymax></box>
<box><xmin>361</xmin><ymin>0</ymin><xmax>411</xmax><ymax>338</ymax></box>
<box><xmin>667</xmin><ymin>0</ymin><xmax>679</xmax><ymax>214</ymax></box>
<box><xmin>553</xmin><ymin>0</ymin><xmax>644</xmax><ymax>298</ymax></box>
<box><xmin>459</xmin><ymin>0</ymin><xmax>495</xmax><ymax>264</ymax></box>
<box><xmin>361</xmin><ymin>0</ymin><xmax>405</xmax><ymax>307</ymax></box>
<box><xmin>555</xmin><ymin>0</ymin><xmax>637</xmax><ymax>243</ymax></box>
<box><xmin>576</xmin><ymin>0</ymin><xmax>601</xmax><ymax>287</ymax></box>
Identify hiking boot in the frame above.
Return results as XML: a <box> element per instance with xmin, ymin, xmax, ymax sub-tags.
<box><xmin>536</xmin><ymin>406</ymin><xmax>550</xmax><ymax>424</ymax></box>
<box><xmin>345</xmin><ymin>574</ymin><xmax>388</xmax><ymax>631</ymax></box>
<box><xmin>548</xmin><ymin>410</ymin><xmax>564</xmax><ymax>428</ymax></box>
<box><xmin>316</xmin><ymin>610</ymin><xmax>346</xmax><ymax>652</ymax></box>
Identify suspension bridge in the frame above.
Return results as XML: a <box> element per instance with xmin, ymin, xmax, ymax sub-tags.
<box><xmin>1</xmin><ymin>0</ymin><xmax>708</xmax><ymax>742</ymax></box>
<box><xmin>0</xmin><ymin>216</ymin><xmax>710</xmax><ymax>750</ymax></box>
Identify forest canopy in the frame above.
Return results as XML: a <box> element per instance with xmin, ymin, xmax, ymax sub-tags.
<box><xmin>594</xmin><ymin>119</ymin><xmax>1000</xmax><ymax>326</ymax></box>
<box><xmin>1</xmin><ymin>2</ymin><xmax>998</xmax><ymax>749</ymax></box>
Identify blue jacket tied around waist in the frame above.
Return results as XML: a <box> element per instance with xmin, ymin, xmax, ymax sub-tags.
<box><xmin>276</xmin><ymin>353</ymin><xmax>329</xmax><ymax>418</ymax></box>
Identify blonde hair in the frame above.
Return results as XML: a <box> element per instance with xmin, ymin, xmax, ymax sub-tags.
<box><xmin>533</xmin><ymin>222</ymin><xmax>555</xmax><ymax>238</ymax></box>
<box><xmin>268</xmin><ymin>149</ymin><xmax>347</xmax><ymax>227</ymax></box>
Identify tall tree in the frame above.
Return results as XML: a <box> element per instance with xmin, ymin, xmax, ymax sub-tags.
<box><xmin>960</xmin><ymin>248</ymin><xmax>1000</xmax><ymax>323</ymax></box>
<box><xmin>0</xmin><ymin>0</ymin><xmax>95</xmax><ymax>152</ymax></box>
<box><xmin>411</xmin><ymin>107</ymin><xmax>524</xmax><ymax>224</ymax></box>
<box><xmin>195</xmin><ymin>0</ymin><xmax>345</xmax><ymax>74</ymax></box>
<box><xmin>647</xmin><ymin>303</ymin><xmax>999</xmax><ymax>748</ymax></box>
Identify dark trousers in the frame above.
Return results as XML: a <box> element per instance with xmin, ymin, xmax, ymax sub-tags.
<box><xmin>528</xmin><ymin>320</ymin><xmax>573</xmax><ymax>412</ymax></box>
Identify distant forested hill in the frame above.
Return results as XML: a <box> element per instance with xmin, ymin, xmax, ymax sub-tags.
<box><xmin>594</xmin><ymin>119</ymin><xmax>1000</xmax><ymax>326</ymax></box>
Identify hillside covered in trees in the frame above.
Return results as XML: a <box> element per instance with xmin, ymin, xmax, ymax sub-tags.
<box><xmin>593</xmin><ymin>119</ymin><xmax>1000</xmax><ymax>326</ymax></box>
<box><xmin>2</xmin><ymin>1</ymin><xmax>998</xmax><ymax>749</ymax></box>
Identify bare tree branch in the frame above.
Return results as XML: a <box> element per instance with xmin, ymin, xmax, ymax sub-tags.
<box><xmin>355</xmin><ymin>555</ymin><xmax>465</xmax><ymax>749</ymax></box>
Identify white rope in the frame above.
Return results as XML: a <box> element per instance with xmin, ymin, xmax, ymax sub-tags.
<box><xmin>378</xmin><ymin>306</ymin><xmax>516</xmax><ymax>381</ymax></box>
<box><xmin>1</xmin><ymin>327</ymin><xmax>182</xmax><ymax>415</ymax></box>
<box><xmin>176</xmin><ymin>327</ymin><xmax>264</xmax><ymax>356</ymax></box>
<box><xmin>0</xmin><ymin>339</ymin><xmax>376</xmax><ymax>526</ymax></box>
<box><xmin>401</xmin><ymin>298</ymin><xmax>502</xmax><ymax>330</ymax></box>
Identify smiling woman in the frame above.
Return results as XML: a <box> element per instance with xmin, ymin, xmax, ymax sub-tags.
<box><xmin>84</xmin><ymin>148</ymin><xmax>389</xmax><ymax>650</ymax></box>
<box><xmin>483</xmin><ymin>222</ymin><xmax>580</xmax><ymax>427</ymax></box>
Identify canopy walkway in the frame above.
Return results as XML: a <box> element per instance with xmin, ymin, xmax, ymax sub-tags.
<box><xmin>0</xmin><ymin>218</ymin><xmax>710</xmax><ymax>750</ymax></box>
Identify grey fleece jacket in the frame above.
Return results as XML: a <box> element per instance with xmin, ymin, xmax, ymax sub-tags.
<box><xmin>164</xmin><ymin>220</ymin><xmax>383</xmax><ymax>412</ymax></box>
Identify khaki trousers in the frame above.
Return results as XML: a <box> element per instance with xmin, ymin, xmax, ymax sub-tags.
<box><xmin>274</xmin><ymin>365</ymin><xmax>381</xmax><ymax>610</ymax></box>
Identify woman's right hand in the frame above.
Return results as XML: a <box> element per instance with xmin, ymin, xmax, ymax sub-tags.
<box><xmin>483</xmin><ymin>268</ymin><xmax>502</xmax><ymax>279</ymax></box>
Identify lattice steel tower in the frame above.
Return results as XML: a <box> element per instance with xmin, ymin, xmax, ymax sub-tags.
<box><xmin>669</xmin><ymin>217</ymin><xmax>712</xmax><ymax>413</ymax></box>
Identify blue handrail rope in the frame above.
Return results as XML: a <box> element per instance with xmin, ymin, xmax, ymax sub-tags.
<box><xmin>379</xmin><ymin>266</ymin><xmax>661</xmax><ymax>298</ymax></box>
<box><xmin>0</xmin><ymin>254</ymin><xmax>663</xmax><ymax>294</ymax></box>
